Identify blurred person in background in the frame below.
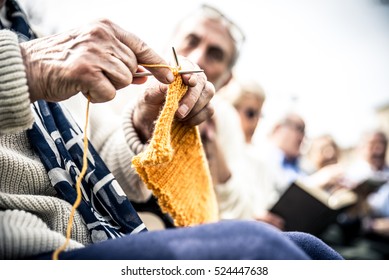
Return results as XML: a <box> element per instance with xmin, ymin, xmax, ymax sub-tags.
<box><xmin>259</xmin><ymin>111</ymin><xmax>307</xmax><ymax>199</ymax></box>
<box><xmin>347</xmin><ymin>131</ymin><xmax>389</xmax><ymax>232</ymax></box>
<box><xmin>219</xmin><ymin>78</ymin><xmax>284</xmax><ymax>228</ymax></box>
<box><xmin>302</xmin><ymin>134</ymin><xmax>347</xmax><ymax>192</ymax></box>
<box><xmin>323</xmin><ymin>130</ymin><xmax>389</xmax><ymax>259</ymax></box>
<box><xmin>305</xmin><ymin>134</ymin><xmax>341</xmax><ymax>171</ymax></box>
<box><xmin>222</xmin><ymin>78</ymin><xmax>266</xmax><ymax>145</ymax></box>
<box><xmin>259</xmin><ymin>113</ymin><xmax>347</xmax><ymax>198</ymax></box>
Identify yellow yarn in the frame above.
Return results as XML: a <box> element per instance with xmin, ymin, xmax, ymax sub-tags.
<box><xmin>52</xmin><ymin>96</ymin><xmax>90</xmax><ymax>260</ymax></box>
<box><xmin>132</xmin><ymin>69</ymin><xmax>218</xmax><ymax>227</ymax></box>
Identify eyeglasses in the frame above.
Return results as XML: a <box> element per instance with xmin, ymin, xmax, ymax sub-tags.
<box><xmin>242</xmin><ymin>108</ymin><xmax>261</xmax><ymax>120</ymax></box>
<box><xmin>200</xmin><ymin>4</ymin><xmax>246</xmax><ymax>50</ymax></box>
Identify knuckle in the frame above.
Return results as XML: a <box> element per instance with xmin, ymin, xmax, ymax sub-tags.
<box><xmin>207</xmin><ymin>104</ymin><xmax>215</xmax><ymax>118</ymax></box>
<box><xmin>142</xmin><ymin>83</ymin><xmax>162</xmax><ymax>102</ymax></box>
<box><xmin>204</xmin><ymin>81</ymin><xmax>215</xmax><ymax>99</ymax></box>
<box><xmin>126</xmin><ymin>55</ymin><xmax>138</xmax><ymax>73</ymax></box>
<box><xmin>72</xmin><ymin>58</ymin><xmax>94</xmax><ymax>76</ymax></box>
<box><xmin>87</xmin><ymin>21</ymin><xmax>112</xmax><ymax>40</ymax></box>
<box><xmin>136</xmin><ymin>41</ymin><xmax>152</xmax><ymax>59</ymax></box>
<box><xmin>187</xmin><ymin>89</ymin><xmax>199</xmax><ymax>105</ymax></box>
<box><xmin>106</xmin><ymin>89</ymin><xmax>116</xmax><ymax>101</ymax></box>
<box><xmin>199</xmin><ymin>72</ymin><xmax>207</xmax><ymax>83</ymax></box>
<box><xmin>97</xmin><ymin>18</ymin><xmax>114</xmax><ymax>27</ymax></box>
<box><xmin>142</xmin><ymin>90</ymin><xmax>152</xmax><ymax>103</ymax></box>
<box><xmin>193</xmin><ymin>72</ymin><xmax>206</xmax><ymax>86</ymax></box>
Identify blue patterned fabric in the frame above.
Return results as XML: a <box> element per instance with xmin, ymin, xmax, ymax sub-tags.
<box><xmin>0</xmin><ymin>0</ymin><xmax>36</xmax><ymax>41</ymax></box>
<box><xmin>27</xmin><ymin>101</ymin><xmax>147</xmax><ymax>243</ymax></box>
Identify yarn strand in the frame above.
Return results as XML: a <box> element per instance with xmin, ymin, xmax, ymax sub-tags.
<box><xmin>52</xmin><ymin>96</ymin><xmax>90</xmax><ymax>260</ymax></box>
<box><xmin>139</xmin><ymin>64</ymin><xmax>179</xmax><ymax>76</ymax></box>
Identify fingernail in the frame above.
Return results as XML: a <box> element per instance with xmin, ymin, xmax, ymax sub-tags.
<box><xmin>178</xmin><ymin>104</ymin><xmax>189</xmax><ymax>118</ymax></box>
<box><xmin>167</xmin><ymin>71</ymin><xmax>175</xmax><ymax>83</ymax></box>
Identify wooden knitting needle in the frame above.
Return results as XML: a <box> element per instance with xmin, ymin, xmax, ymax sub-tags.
<box><xmin>134</xmin><ymin>69</ymin><xmax>204</xmax><ymax>78</ymax></box>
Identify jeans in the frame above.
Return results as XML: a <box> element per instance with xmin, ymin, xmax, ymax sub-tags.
<box><xmin>34</xmin><ymin>220</ymin><xmax>343</xmax><ymax>260</ymax></box>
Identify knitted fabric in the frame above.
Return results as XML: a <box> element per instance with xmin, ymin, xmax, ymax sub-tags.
<box><xmin>132</xmin><ymin>74</ymin><xmax>218</xmax><ymax>227</ymax></box>
<box><xmin>0</xmin><ymin>30</ymin><xmax>34</xmax><ymax>135</ymax></box>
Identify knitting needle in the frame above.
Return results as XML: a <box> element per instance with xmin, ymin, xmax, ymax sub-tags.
<box><xmin>172</xmin><ymin>46</ymin><xmax>180</xmax><ymax>68</ymax></box>
<box><xmin>134</xmin><ymin>69</ymin><xmax>204</xmax><ymax>78</ymax></box>
<box><xmin>135</xmin><ymin>47</ymin><xmax>203</xmax><ymax>78</ymax></box>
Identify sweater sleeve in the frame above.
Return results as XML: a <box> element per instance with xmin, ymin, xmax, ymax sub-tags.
<box><xmin>97</xmin><ymin>105</ymin><xmax>152</xmax><ymax>202</ymax></box>
<box><xmin>0</xmin><ymin>30</ymin><xmax>34</xmax><ymax>135</ymax></box>
<box><xmin>0</xmin><ymin>209</ymin><xmax>84</xmax><ymax>259</ymax></box>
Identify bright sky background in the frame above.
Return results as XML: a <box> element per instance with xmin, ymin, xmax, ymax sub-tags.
<box><xmin>20</xmin><ymin>0</ymin><xmax>389</xmax><ymax>148</ymax></box>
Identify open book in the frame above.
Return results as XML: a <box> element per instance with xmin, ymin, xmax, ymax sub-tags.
<box><xmin>349</xmin><ymin>176</ymin><xmax>388</xmax><ymax>196</ymax></box>
<box><xmin>270</xmin><ymin>176</ymin><xmax>388</xmax><ymax>235</ymax></box>
<box><xmin>269</xmin><ymin>180</ymin><xmax>358</xmax><ymax>236</ymax></box>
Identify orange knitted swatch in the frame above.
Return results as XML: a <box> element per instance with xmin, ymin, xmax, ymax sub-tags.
<box><xmin>131</xmin><ymin>73</ymin><xmax>218</xmax><ymax>227</ymax></box>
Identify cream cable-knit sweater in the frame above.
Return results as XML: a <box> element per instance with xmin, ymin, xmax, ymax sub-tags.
<box><xmin>0</xmin><ymin>30</ymin><xmax>147</xmax><ymax>259</ymax></box>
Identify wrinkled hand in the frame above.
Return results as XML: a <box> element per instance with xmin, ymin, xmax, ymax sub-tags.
<box><xmin>20</xmin><ymin>19</ymin><xmax>174</xmax><ymax>103</ymax></box>
<box><xmin>133</xmin><ymin>57</ymin><xmax>215</xmax><ymax>142</ymax></box>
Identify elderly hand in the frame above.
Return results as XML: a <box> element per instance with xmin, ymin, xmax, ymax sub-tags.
<box><xmin>133</xmin><ymin>57</ymin><xmax>215</xmax><ymax>142</ymax></box>
<box><xmin>19</xmin><ymin>19</ymin><xmax>174</xmax><ymax>103</ymax></box>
